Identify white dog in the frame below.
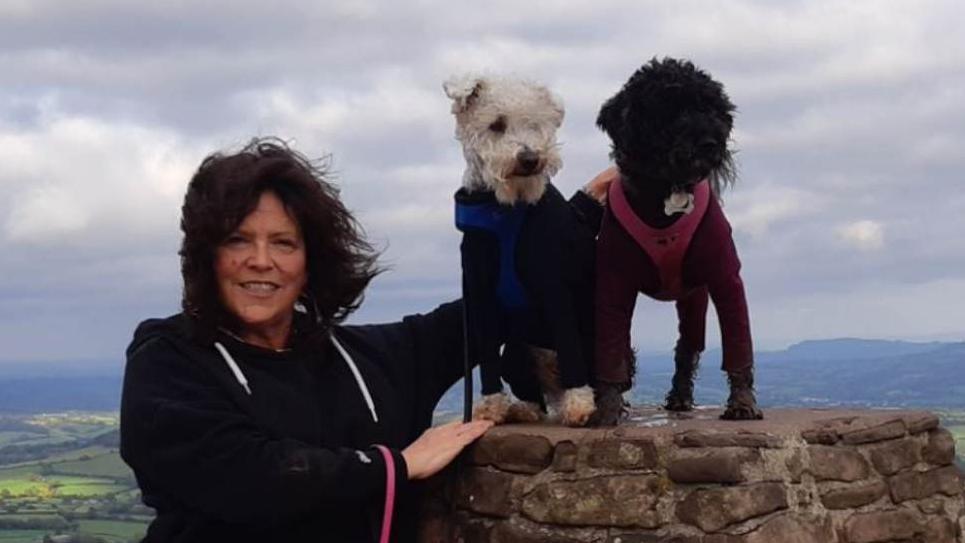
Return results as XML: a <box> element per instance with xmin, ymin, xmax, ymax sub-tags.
<box><xmin>446</xmin><ymin>75</ymin><xmax>597</xmax><ymax>427</ymax></box>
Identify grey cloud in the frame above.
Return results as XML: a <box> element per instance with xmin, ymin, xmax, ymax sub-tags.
<box><xmin>2</xmin><ymin>0</ymin><xmax>964</xmax><ymax>361</ymax></box>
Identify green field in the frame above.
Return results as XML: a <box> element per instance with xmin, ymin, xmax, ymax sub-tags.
<box><xmin>1</xmin><ymin>470</ymin><xmax>128</xmax><ymax>500</ymax></box>
<box><xmin>0</xmin><ymin>530</ymin><xmax>48</xmax><ymax>542</ymax></box>
<box><xmin>0</xmin><ymin>414</ymin><xmax>148</xmax><ymax>541</ymax></box>
<box><xmin>48</xmin><ymin>476</ymin><xmax>128</xmax><ymax>498</ymax></box>
<box><xmin>0</xmin><ymin>478</ymin><xmax>48</xmax><ymax>497</ymax></box>
<box><xmin>76</xmin><ymin>520</ymin><xmax>147</xmax><ymax>542</ymax></box>
<box><xmin>55</xmin><ymin>453</ymin><xmax>132</xmax><ymax>480</ymax></box>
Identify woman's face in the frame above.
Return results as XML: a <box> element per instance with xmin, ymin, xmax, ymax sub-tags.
<box><xmin>215</xmin><ymin>190</ymin><xmax>307</xmax><ymax>345</ymax></box>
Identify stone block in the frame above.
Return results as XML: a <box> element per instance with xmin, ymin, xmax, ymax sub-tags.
<box><xmin>844</xmin><ymin>509</ymin><xmax>921</xmax><ymax>543</ymax></box>
<box><xmin>889</xmin><ymin>466</ymin><xmax>962</xmax><ymax>503</ymax></box>
<box><xmin>521</xmin><ymin>475</ymin><xmax>666</xmax><ymax>528</ymax></box>
<box><xmin>675</xmin><ymin>482</ymin><xmax>787</xmax><ymax>532</ymax></box>
<box><xmin>490</xmin><ymin>519</ymin><xmax>599</xmax><ymax>543</ymax></box>
<box><xmin>868</xmin><ymin>437</ymin><xmax>921</xmax><ymax>475</ymax></box>
<box><xmin>701</xmin><ymin>537</ymin><xmax>743</xmax><ymax>543</ymax></box>
<box><xmin>742</xmin><ymin>513</ymin><xmax>836</xmax><ymax>543</ymax></box>
<box><xmin>455</xmin><ymin>468</ymin><xmax>515</xmax><ymax>518</ymax></box>
<box><xmin>819</xmin><ymin>480</ymin><xmax>887</xmax><ymax>509</ymax></box>
<box><xmin>923</xmin><ymin>429</ymin><xmax>956</xmax><ymax>466</ymax></box>
<box><xmin>586</xmin><ymin>439</ymin><xmax>658</xmax><ymax>470</ymax></box>
<box><xmin>807</xmin><ymin>445</ymin><xmax>870</xmax><ymax>482</ymax></box>
<box><xmin>667</xmin><ymin>449</ymin><xmax>752</xmax><ymax>484</ymax></box>
<box><xmin>417</xmin><ymin>514</ymin><xmax>452</xmax><ymax>543</ymax></box>
<box><xmin>916</xmin><ymin>497</ymin><xmax>946</xmax><ymax>515</ymax></box>
<box><xmin>674</xmin><ymin>430</ymin><xmax>783</xmax><ymax>449</ymax></box>
<box><xmin>469</xmin><ymin>433</ymin><xmax>554</xmax><ymax>474</ymax></box>
<box><xmin>922</xmin><ymin>517</ymin><xmax>957</xmax><ymax>543</ymax></box>
<box><xmin>801</xmin><ymin>428</ymin><xmax>838</xmax><ymax>445</ymax></box>
<box><xmin>840</xmin><ymin>420</ymin><xmax>906</xmax><ymax>445</ymax></box>
<box><xmin>552</xmin><ymin>440</ymin><xmax>578</xmax><ymax>472</ymax></box>
<box><xmin>449</xmin><ymin>513</ymin><xmax>493</xmax><ymax>543</ymax></box>
<box><xmin>607</xmin><ymin>534</ymin><xmax>679</xmax><ymax>543</ymax></box>
<box><xmin>904</xmin><ymin>412</ymin><xmax>940</xmax><ymax>434</ymax></box>
<box><xmin>785</xmin><ymin>449</ymin><xmax>806</xmax><ymax>483</ymax></box>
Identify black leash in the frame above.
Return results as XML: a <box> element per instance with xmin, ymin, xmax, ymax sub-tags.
<box><xmin>461</xmin><ymin>282</ymin><xmax>473</xmax><ymax>423</ymax></box>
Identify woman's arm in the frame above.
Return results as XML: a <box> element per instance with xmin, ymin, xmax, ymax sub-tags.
<box><xmin>343</xmin><ymin>300</ymin><xmax>467</xmax><ymax>437</ymax></box>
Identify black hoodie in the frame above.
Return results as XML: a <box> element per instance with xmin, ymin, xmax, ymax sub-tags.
<box><xmin>120</xmin><ymin>301</ymin><xmax>464</xmax><ymax>542</ymax></box>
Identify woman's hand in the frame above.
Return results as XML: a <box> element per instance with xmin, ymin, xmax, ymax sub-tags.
<box><xmin>583</xmin><ymin>166</ymin><xmax>620</xmax><ymax>205</ymax></box>
<box><xmin>401</xmin><ymin>420</ymin><xmax>493</xmax><ymax>480</ymax></box>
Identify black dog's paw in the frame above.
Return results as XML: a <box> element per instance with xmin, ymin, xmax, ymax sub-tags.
<box><xmin>720</xmin><ymin>369</ymin><xmax>763</xmax><ymax>420</ymax></box>
<box><xmin>588</xmin><ymin>384</ymin><xmax>628</xmax><ymax>427</ymax></box>
<box><xmin>720</xmin><ymin>404</ymin><xmax>763</xmax><ymax>420</ymax></box>
<box><xmin>663</xmin><ymin>393</ymin><xmax>695</xmax><ymax>412</ymax></box>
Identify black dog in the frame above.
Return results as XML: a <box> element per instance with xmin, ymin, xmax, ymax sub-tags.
<box><xmin>591</xmin><ymin>57</ymin><xmax>762</xmax><ymax>425</ymax></box>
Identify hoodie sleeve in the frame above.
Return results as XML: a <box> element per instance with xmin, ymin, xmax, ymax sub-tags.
<box><xmin>568</xmin><ymin>189</ymin><xmax>604</xmax><ymax>233</ymax></box>
<box><xmin>342</xmin><ymin>300</ymin><xmax>467</xmax><ymax>439</ymax></box>
<box><xmin>120</xmin><ymin>336</ymin><xmax>408</xmax><ymax>526</ymax></box>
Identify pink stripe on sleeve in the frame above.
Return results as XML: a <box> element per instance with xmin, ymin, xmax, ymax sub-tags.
<box><xmin>374</xmin><ymin>445</ymin><xmax>396</xmax><ymax>543</ymax></box>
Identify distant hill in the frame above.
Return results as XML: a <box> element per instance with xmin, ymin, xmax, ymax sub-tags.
<box><xmin>434</xmin><ymin>338</ymin><xmax>965</xmax><ymax>417</ymax></box>
<box><xmin>0</xmin><ymin>377</ymin><xmax>122</xmax><ymax>413</ymax></box>
<box><xmin>625</xmin><ymin>339</ymin><xmax>965</xmax><ymax>409</ymax></box>
<box><xmin>0</xmin><ymin>339</ymin><xmax>962</xmax><ymax>414</ymax></box>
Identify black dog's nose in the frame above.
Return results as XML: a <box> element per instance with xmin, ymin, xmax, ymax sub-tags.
<box><xmin>516</xmin><ymin>149</ymin><xmax>540</xmax><ymax>174</ymax></box>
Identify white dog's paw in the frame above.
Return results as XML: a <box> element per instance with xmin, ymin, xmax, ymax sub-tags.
<box><xmin>473</xmin><ymin>393</ymin><xmax>512</xmax><ymax>424</ymax></box>
<box><xmin>559</xmin><ymin>386</ymin><xmax>596</xmax><ymax>427</ymax></box>
<box><xmin>505</xmin><ymin>401</ymin><xmax>544</xmax><ymax>424</ymax></box>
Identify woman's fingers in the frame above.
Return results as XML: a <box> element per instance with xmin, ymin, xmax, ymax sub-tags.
<box><xmin>583</xmin><ymin>165</ymin><xmax>619</xmax><ymax>204</ymax></box>
<box><xmin>457</xmin><ymin>420</ymin><xmax>493</xmax><ymax>441</ymax></box>
<box><xmin>402</xmin><ymin>420</ymin><xmax>493</xmax><ymax>480</ymax></box>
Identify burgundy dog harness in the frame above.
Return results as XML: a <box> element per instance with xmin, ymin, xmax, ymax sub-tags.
<box><xmin>608</xmin><ymin>180</ymin><xmax>710</xmax><ymax>300</ymax></box>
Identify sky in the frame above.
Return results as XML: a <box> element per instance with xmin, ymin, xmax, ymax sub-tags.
<box><xmin>1</xmin><ymin>0</ymin><xmax>964</xmax><ymax>365</ymax></box>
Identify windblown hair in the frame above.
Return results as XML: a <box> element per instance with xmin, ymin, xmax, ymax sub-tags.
<box><xmin>179</xmin><ymin>137</ymin><xmax>380</xmax><ymax>337</ymax></box>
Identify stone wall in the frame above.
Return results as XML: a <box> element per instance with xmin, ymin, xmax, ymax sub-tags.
<box><xmin>418</xmin><ymin>408</ymin><xmax>964</xmax><ymax>543</ymax></box>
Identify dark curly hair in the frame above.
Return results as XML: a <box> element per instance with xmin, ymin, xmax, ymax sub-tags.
<box><xmin>179</xmin><ymin>137</ymin><xmax>381</xmax><ymax>338</ymax></box>
<box><xmin>597</xmin><ymin>57</ymin><xmax>736</xmax><ymax>197</ymax></box>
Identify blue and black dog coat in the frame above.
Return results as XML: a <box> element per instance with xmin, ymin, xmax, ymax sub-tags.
<box><xmin>455</xmin><ymin>184</ymin><xmax>601</xmax><ymax>405</ymax></box>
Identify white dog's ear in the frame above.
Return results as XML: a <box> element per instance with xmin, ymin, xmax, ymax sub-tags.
<box><xmin>444</xmin><ymin>76</ymin><xmax>485</xmax><ymax>114</ymax></box>
<box><xmin>544</xmin><ymin>88</ymin><xmax>565</xmax><ymax>127</ymax></box>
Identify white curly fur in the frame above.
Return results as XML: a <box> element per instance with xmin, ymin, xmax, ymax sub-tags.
<box><xmin>558</xmin><ymin>385</ymin><xmax>596</xmax><ymax>427</ymax></box>
<box><xmin>444</xmin><ymin>74</ymin><xmax>564</xmax><ymax>205</ymax></box>
<box><xmin>473</xmin><ymin>393</ymin><xmax>544</xmax><ymax>424</ymax></box>
<box><xmin>473</xmin><ymin>392</ymin><xmax>512</xmax><ymax>423</ymax></box>
<box><xmin>448</xmin><ymin>75</ymin><xmax>594</xmax><ymax>427</ymax></box>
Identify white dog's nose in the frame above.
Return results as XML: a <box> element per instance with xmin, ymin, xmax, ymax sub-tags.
<box><xmin>516</xmin><ymin>149</ymin><xmax>540</xmax><ymax>174</ymax></box>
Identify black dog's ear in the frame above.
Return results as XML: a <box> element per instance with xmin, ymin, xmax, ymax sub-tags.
<box><xmin>444</xmin><ymin>75</ymin><xmax>485</xmax><ymax>114</ymax></box>
<box><xmin>596</xmin><ymin>92</ymin><xmax>626</xmax><ymax>141</ymax></box>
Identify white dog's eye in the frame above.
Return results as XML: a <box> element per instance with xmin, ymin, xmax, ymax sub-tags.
<box><xmin>489</xmin><ymin>117</ymin><xmax>507</xmax><ymax>134</ymax></box>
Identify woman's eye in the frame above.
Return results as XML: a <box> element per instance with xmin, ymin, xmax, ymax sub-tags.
<box><xmin>489</xmin><ymin>117</ymin><xmax>507</xmax><ymax>134</ymax></box>
<box><xmin>223</xmin><ymin>235</ymin><xmax>247</xmax><ymax>246</ymax></box>
<box><xmin>273</xmin><ymin>239</ymin><xmax>299</xmax><ymax>251</ymax></box>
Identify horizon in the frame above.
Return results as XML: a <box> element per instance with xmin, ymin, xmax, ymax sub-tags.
<box><xmin>3</xmin><ymin>1</ymin><xmax>965</xmax><ymax>365</ymax></box>
<box><xmin>0</xmin><ymin>336</ymin><xmax>961</xmax><ymax>376</ymax></box>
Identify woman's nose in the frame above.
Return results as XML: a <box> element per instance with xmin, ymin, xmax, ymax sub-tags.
<box><xmin>247</xmin><ymin>241</ymin><xmax>273</xmax><ymax>269</ymax></box>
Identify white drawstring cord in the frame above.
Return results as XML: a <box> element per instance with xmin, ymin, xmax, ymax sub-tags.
<box><xmin>214</xmin><ymin>341</ymin><xmax>252</xmax><ymax>395</ymax></box>
<box><xmin>212</xmin><ymin>334</ymin><xmax>379</xmax><ymax>424</ymax></box>
<box><xmin>330</xmin><ymin>333</ymin><xmax>379</xmax><ymax>423</ymax></box>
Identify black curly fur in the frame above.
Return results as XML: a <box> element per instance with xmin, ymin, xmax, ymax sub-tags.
<box><xmin>595</xmin><ymin>57</ymin><xmax>762</xmax><ymax>421</ymax></box>
<box><xmin>597</xmin><ymin>57</ymin><xmax>736</xmax><ymax>200</ymax></box>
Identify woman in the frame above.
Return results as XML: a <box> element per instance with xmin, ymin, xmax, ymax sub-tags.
<box><xmin>120</xmin><ymin>139</ymin><xmax>494</xmax><ymax>543</ymax></box>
